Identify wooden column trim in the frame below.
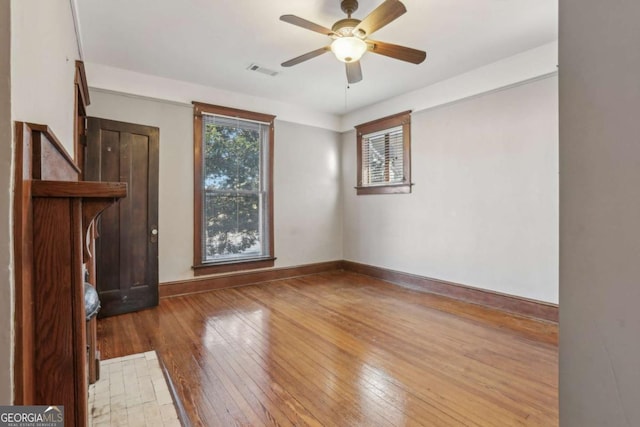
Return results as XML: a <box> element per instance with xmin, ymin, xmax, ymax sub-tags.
<box><xmin>74</xmin><ymin>60</ymin><xmax>90</xmax><ymax>172</ymax></box>
<box><xmin>12</xmin><ymin>122</ymin><xmax>34</xmax><ymax>405</ymax></box>
<box><xmin>75</xmin><ymin>60</ymin><xmax>90</xmax><ymax>107</ymax></box>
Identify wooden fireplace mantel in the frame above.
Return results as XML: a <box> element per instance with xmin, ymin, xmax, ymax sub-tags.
<box><xmin>13</xmin><ymin>122</ymin><xmax>127</xmax><ymax>427</ymax></box>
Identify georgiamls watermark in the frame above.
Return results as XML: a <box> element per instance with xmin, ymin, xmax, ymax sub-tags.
<box><xmin>0</xmin><ymin>406</ymin><xmax>64</xmax><ymax>427</ymax></box>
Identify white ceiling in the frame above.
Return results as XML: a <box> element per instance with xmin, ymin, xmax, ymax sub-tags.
<box><xmin>77</xmin><ymin>0</ymin><xmax>558</xmax><ymax>115</ymax></box>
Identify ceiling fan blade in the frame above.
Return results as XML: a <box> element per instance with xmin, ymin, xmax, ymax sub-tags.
<box><xmin>281</xmin><ymin>46</ymin><xmax>330</xmax><ymax>67</ymax></box>
<box><xmin>366</xmin><ymin>39</ymin><xmax>426</xmax><ymax>64</ymax></box>
<box><xmin>280</xmin><ymin>15</ymin><xmax>336</xmax><ymax>37</ymax></box>
<box><xmin>353</xmin><ymin>0</ymin><xmax>407</xmax><ymax>37</ymax></box>
<box><xmin>346</xmin><ymin>61</ymin><xmax>363</xmax><ymax>84</ymax></box>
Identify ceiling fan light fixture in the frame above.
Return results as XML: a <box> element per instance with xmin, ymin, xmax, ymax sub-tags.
<box><xmin>331</xmin><ymin>36</ymin><xmax>367</xmax><ymax>63</ymax></box>
<box><xmin>280</xmin><ymin>0</ymin><xmax>426</xmax><ymax>81</ymax></box>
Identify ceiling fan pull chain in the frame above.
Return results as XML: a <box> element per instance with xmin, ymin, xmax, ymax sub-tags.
<box><xmin>345</xmin><ymin>84</ymin><xmax>350</xmax><ymax>112</ymax></box>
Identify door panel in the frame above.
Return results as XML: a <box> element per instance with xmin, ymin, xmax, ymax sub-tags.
<box><xmin>86</xmin><ymin>117</ymin><xmax>159</xmax><ymax>317</ymax></box>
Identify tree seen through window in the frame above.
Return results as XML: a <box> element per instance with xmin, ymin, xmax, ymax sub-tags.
<box><xmin>202</xmin><ymin>117</ymin><xmax>267</xmax><ymax>261</ymax></box>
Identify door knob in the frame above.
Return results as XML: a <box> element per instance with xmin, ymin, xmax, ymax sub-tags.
<box><xmin>150</xmin><ymin>228</ymin><xmax>158</xmax><ymax>243</ymax></box>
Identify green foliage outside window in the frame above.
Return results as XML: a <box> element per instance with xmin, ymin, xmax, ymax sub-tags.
<box><xmin>203</xmin><ymin>120</ymin><xmax>265</xmax><ymax>260</ymax></box>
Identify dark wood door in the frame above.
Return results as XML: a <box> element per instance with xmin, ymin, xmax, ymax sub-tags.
<box><xmin>86</xmin><ymin>117</ymin><xmax>159</xmax><ymax>317</ymax></box>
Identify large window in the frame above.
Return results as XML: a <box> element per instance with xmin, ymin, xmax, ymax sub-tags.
<box><xmin>355</xmin><ymin>111</ymin><xmax>412</xmax><ymax>195</ymax></box>
<box><xmin>193</xmin><ymin>102</ymin><xmax>275</xmax><ymax>275</ymax></box>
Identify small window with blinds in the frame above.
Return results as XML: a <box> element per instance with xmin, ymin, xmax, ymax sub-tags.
<box><xmin>355</xmin><ymin>111</ymin><xmax>412</xmax><ymax>195</ymax></box>
<box><xmin>192</xmin><ymin>102</ymin><xmax>276</xmax><ymax>275</ymax></box>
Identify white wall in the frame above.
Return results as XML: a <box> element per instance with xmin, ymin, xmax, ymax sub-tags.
<box><xmin>0</xmin><ymin>0</ymin><xmax>14</xmax><ymax>406</ymax></box>
<box><xmin>86</xmin><ymin>63</ymin><xmax>340</xmax><ymax>132</ymax></box>
<box><xmin>86</xmin><ymin>42</ymin><xmax>560</xmax><ymax>303</ymax></box>
<box><xmin>2</xmin><ymin>0</ymin><xmax>81</xmax><ymax>405</ymax></box>
<box><xmin>340</xmin><ymin>41</ymin><xmax>558</xmax><ymax>132</ymax></box>
<box><xmin>560</xmin><ymin>0</ymin><xmax>640</xmax><ymax>424</ymax></box>
<box><xmin>86</xmin><ymin>42</ymin><xmax>558</xmax><ymax>135</ymax></box>
<box><xmin>6</xmin><ymin>0</ymin><xmax>80</xmax><ymax>403</ymax></box>
<box><xmin>11</xmin><ymin>0</ymin><xmax>80</xmax><ymax>155</ymax></box>
<box><xmin>273</xmin><ymin>121</ymin><xmax>343</xmax><ymax>267</ymax></box>
<box><xmin>87</xmin><ymin>89</ymin><xmax>343</xmax><ymax>283</ymax></box>
<box><xmin>342</xmin><ymin>76</ymin><xmax>559</xmax><ymax>303</ymax></box>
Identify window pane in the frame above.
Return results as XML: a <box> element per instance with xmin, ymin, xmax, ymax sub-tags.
<box><xmin>203</xmin><ymin>192</ymin><xmax>262</xmax><ymax>261</ymax></box>
<box><xmin>362</xmin><ymin>127</ymin><xmax>404</xmax><ymax>186</ymax></box>
<box><xmin>367</xmin><ymin>137</ymin><xmax>386</xmax><ymax>184</ymax></box>
<box><xmin>203</xmin><ymin>122</ymin><xmax>260</xmax><ymax>192</ymax></box>
<box><xmin>388</xmin><ymin>136</ymin><xmax>404</xmax><ymax>182</ymax></box>
<box><xmin>202</xmin><ymin>115</ymin><xmax>268</xmax><ymax>262</ymax></box>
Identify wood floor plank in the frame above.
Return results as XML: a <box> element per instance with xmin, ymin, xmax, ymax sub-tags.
<box><xmin>191</xmin><ymin>295</ymin><xmax>325</xmax><ymax>427</ymax></box>
<box><xmin>98</xmin><ymin>271</ymin><xmax>558</xmax><ymax>426</ymax></box>
<box><xmin>285</xmin><ymin>276</ymin><xmax>558</xmax><ymax>417</ymax></box>
<box><xmin>215</xmin><ymin>287</ymin><xmax>461</xmax><ymax>427</ymax></box>
<box><xmin>243</xmin><ymin>280</ymin><xmax>527</xmax><ymax>426</ymax></box>
<box><xmin>236</xmin><ymin>282</ymin><xmax>478</xmax><ymax>425</ymax></box>
<box><xmin>211</xmin><ymin>288</ymin><xmax>394</xmax><ymax>426</ymax></box>
<box><xmin>196</xmin><ymin>293</ymin><xmax>374</xmax><ymax>427</ymax></box>
<box><xmin>209</xmin><ymin>289</ymin><xmax>430</xmax><ymax>427</ymax></box>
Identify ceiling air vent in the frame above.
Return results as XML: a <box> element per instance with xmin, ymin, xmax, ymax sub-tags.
<box><xmin>247</xmin><ymin>63</ymin><xmax>279</xmax><ymax>77</ymax></box>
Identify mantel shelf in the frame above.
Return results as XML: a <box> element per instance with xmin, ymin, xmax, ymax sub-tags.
<box><xmin>31</xmin><ymin>180</ymin><xmax>127</xmax><ymax>262</ymax></box>
<box><xmin>31</xmin><ymin>180</ymin><xmax>127</xmax><ymax>199</ymax></box>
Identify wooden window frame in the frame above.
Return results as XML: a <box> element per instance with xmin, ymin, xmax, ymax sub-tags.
<box><xmin>192</xmin><ymin>101</ymin><xmax>276</xmax><ymax>276</ymax></box>
<box><xmin>355</xmin><ymin>110</ymin><xmax>412</xmax><ymax>195</ymax></box>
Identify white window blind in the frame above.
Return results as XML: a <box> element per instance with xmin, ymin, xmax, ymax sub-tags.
<box><xmin>361</xmin><ymin>125</ymin><xmax>404</xmax><ymax>186</ymax></box>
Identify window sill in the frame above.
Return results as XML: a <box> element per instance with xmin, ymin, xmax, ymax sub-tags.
<box><xmin>355</xmin><ymin>183</ymin><xmax>412</xmax><ymax>195</ymax></box>
<box><xmin>192</xmin><ymin>257</ymin><xmax>276</xmax><ymax>276</ymax></box>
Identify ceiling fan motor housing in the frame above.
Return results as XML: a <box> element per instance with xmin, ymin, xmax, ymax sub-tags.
<box><xmin>340</xmin><ymin>0</ymin><xmax>359</xmax><ymax>16</ymax></box>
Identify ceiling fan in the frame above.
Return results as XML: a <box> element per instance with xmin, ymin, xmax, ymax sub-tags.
<box><xmin>280</xmin><ymin>0</ymin><xmax>426</xmax><ymax>84</ymax></box>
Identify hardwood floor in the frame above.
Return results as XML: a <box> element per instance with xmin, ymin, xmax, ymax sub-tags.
<box><xmin>98</xmin><ymin>271</ymin><xmax>558</xmax><ymax>426</ymax></box>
